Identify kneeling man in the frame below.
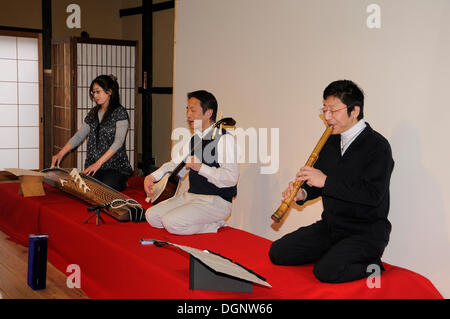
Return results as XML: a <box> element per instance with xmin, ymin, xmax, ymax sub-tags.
<box><xmin>144</xmin><ymin>90</ymin><xmax>239</xmax><ymax>235</ymax></box>
<box><xmin>269</xmin><ymin>80</ymin><xmax>394</xmax><ymax>283</ymax></box>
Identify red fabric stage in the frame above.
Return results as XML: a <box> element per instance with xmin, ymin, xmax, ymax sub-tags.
<box><xmin>0</xmin><ymin>178</ymin><xmax>443</xmax><ymax>299</ymax></box>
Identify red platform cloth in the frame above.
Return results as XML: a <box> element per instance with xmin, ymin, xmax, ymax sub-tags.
<box><xmin>0</xmin><ymin>179</ymin><xmax>443</xmax><ymax>299</ymax></box>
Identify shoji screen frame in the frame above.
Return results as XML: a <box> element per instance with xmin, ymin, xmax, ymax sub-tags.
<box><xmin>52</xmin><ymin>37</ymin><xmax>138</xmax><ymax>174</ymax></box>
<box><xmin>0</xmin><ymin>29</ymin><xmax>43</xmax><ymax>171</ymax></box>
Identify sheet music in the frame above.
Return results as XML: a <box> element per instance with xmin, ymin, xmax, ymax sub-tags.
<box><xmin>140</xmin><ymin>239</ymin><xmax>271</xmax><ymax>288</ymax></box>
<box><xmin>5</xmin><ymin>168</ymin><xmax>45</xmax><ymax>177</ymax></box>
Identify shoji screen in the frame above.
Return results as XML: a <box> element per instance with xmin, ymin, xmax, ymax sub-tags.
<box><xmin>75</xmin><ymin>40</ymin><xmax>137</xmax><ymax>172</ymax></box>
<box><xmin>0</xmin><ymin>32</ymin><xmax>42</xmax><ymax>170</ymax></box>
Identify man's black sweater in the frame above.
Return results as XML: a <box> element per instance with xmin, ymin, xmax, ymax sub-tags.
<box><xmin>297</xmin><ymin>123</ymin><xmax>394</xmax><ymax>243</ymax></box>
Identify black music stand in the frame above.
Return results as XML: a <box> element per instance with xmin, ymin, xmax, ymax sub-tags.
<box><xmin>140</xmin><ymin>239</ymin><xmax>271</xmax><ymax>293</ymax></box>
<box><xmin>84</xmin><ymin>203</ymin><xmax>110</xmax><ymax>226</ymax></box>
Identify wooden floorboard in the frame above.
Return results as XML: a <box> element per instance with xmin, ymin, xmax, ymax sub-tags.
<box><xmin>0</xmin><ymin>230</ymin><xmax>88</xmax><ymax>299</ymax></box>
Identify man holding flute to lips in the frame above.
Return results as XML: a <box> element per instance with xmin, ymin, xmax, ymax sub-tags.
<box><xmin>269</xmin><ymin>80</ymin><xmax>395</xmax><ymax>283</ymax></box>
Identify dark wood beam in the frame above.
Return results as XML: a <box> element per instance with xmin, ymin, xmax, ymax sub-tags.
<box><xmin>42</xmin><ymin>0</ymin><xmax>53</xmax><ymax>168</ymax></box>
<box><xmin>42</xmin><ymin>0</ymin><xmax>52</xmax><ymax>70</ymax></box>
<box><xmin>119</xmin><ymin>6</ymin><xmax>142</xmax><ymax>17</ymax></box>
<box><xmin>119</xmin><ymin>1</ymin><xmax>174</xmax><ymax>17</ymax></box>
<box><xmin>139</xmin><ymin>87</ymin><xmax>173</xmax><ymax>95</ymax></box>
<box><xmin>152</xmin><ymin>1</ymin><xmax>175</xmax><ymax>12</ymax></box>
<box><xmin>0</xmin><ymin>26</ymin><xmax>42</xmax><ymax>33</ymax></box>
<box><xmin>141</xmin><ymin>0</ymin><xmax>154</xmax><ymax>174</ymax></box>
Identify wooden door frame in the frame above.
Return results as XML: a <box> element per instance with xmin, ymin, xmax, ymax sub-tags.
<box><xmin>0</xmin><ymin>28</ymin><xmax>44</xmax><ymax>170</ymax></box>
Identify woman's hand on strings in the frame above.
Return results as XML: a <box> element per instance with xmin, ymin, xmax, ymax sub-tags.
<box><xmin>51</xmin><ymin>144</ymin><xmax>72</xmax><ymax>168</ymax></box>
<box><xmin>83</xmin><ymin>161</ymin><xmax>102</xmax><ymax>176</ymax></box>
<box><xmin>51</xmin><ymin>153</ymin><xmax>64</xmax><ymax>168</ymax></box>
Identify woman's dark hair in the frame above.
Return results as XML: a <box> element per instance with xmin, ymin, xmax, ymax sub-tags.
<box><xmin>323</xmin><ymin>80</ymin><xmax>364</xmax><ymax>120</ymax></box>
<box><xmin>89</xmin><ymin>74</ymin><xmax>121</xmax><ymax>123</ymax></box>
<box><xmin>187</xmin><ymin>90</ymin><xmax>218</xmax><ymax>122</ymax></box>
<box><xmin>89</xmin><ymin>75</ymin><xmax>122</xmax><ymax>145</ymax></box>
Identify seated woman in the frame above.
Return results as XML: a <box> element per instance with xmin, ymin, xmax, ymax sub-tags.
<box><xmin>51</xmin><ymin>74</ymin><xmax>133</xmax><ymax>192</ymax></box>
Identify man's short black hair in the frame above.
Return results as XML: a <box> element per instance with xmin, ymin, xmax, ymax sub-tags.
<box><xmin>323</xmin><ymin>80</ymin><xmax>364</xmax><ymax>120</ymax></box>
<box><xmin>187</xmin><ymin>90</ymin><xmax>218</xmax><ymax>122</ymax></box>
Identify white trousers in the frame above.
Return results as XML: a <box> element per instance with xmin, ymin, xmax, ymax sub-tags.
<box><xmin>145</xmin><ymin>192</ymin><xmax>232</xmax><ymax>235</ymax></box>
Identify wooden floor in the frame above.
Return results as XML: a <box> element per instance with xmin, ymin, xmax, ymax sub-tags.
<box><xmin>0</xmin><ymin>230</ymin><xmax>88</xmax><ymax>299</ymax></box>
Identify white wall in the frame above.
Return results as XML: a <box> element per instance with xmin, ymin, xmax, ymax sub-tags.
<box><xmin>173</xmin><ymin>0</ymin><xmax>450</xmax><ymax>297</ymax></box>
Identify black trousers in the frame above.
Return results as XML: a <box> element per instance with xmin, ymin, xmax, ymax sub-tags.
<box><xmin>93</xmin><ymin>169</ymin><xmax>129</xmax><ymax>192</ymax></box>
<box><xmin>269</xmin><ymin>220</ymin><xmax>387</xmax><ymax>283</ymax></box>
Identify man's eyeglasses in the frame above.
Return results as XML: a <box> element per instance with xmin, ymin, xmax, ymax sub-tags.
<box><xmin>320</xmin><ymin>105</ymin><xmax>348</xmax><ymax>116</ymax></box>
